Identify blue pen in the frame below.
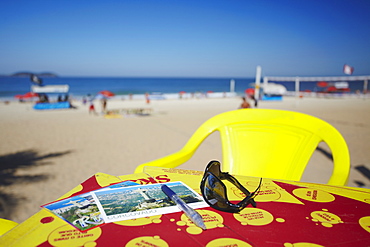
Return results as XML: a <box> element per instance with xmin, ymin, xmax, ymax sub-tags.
<box><xmin>161</xmin><ymin>184</ymin><xmax>206</xmax><ymax>230</ymax></box>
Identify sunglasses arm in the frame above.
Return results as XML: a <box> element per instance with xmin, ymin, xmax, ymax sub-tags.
<box><xmin>220</xmin><ymin>172</ymin><xmax>253</xmax><ymax>196</ymax></box>
<box><xmin>238</xmin><ymin>178</ymin><xmax>262</xmax><ymax>208</ymax></box>
<box><xmin>222</xmin><ymin>174</ymin><xmax>262</xmax><ymax>209</ymax></box>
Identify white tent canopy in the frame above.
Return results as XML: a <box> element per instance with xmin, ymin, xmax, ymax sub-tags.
<box><xmin>31</xmin><ymin>85</ymin><xmax>69</xmax><ymax>93</ymax></box>
<box><xmin>263</xmin><ymin>75</ymin><xmax>370</xmax><ymax>96</ymax></box>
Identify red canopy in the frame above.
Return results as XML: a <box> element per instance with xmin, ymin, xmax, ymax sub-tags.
<box><xmin>14</xmin><ymin>94</ymin><xmax>24</xmax><ymax>99</ymax></box>
<box><xmin>98</xmin><ymin>90</ymin><xmax>115</xmax><ymax>97</ymax></box>
<box><xmin>326</xmin><ymin>86</ymin><xmax>337</xmax><ymax>92</ymax></box>
<box><xmin>317</xmin><ymin>81</ymin><xmax>328</xmax><ymax>87</ymax></box>
<box><xmin>245</xmin><ymin>88</ymin><xmax>255</xmax><ymax>95</ymax></box>
<box><xmin>22</xmin><ymin>92</ymin><xmax>39</xmax><ymax>98</ymax></box>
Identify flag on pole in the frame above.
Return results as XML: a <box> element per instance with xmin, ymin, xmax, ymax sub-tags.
<box><xmin>343</xmin><ymin>64</ymin><xmax>354</xmax><ymax>75</ymax></box>
<box><xmin>30</xmin><ymin>74</ymin><xmax>43</xmax><ymax>85</ymax></box>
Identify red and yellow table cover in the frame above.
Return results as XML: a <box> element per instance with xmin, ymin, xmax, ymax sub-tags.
<box><xmin>1</xmin><ymin>167</ymin><xmax>370</xmax><ymax>247</ymax></box>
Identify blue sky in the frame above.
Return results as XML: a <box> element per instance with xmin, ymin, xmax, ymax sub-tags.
<box><xmin>1</xmin><ymin>0</ymin><xmax>369</xmax><ymax>77</ymax></box>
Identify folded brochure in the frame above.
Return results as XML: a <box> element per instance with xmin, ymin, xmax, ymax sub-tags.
<box><xmin>42</xmin><ymin>181</ymin><xmax>207</xmax><ymax>232</ymax></box>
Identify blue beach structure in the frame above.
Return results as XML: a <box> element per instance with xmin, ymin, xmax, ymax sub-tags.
<box><xmin>31</xmin><ymin>84</ymin><xmax>71</xmax><ymax>110</ymax></box>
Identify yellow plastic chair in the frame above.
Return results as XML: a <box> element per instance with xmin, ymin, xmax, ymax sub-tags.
<box><xmin>135</xmin><ymin>109</ymin><xmax>350</xmax><ymax>185</ymax></box>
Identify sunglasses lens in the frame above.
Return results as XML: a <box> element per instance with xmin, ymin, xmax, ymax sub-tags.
<box><xmin>201</xmin><ymin>160</ymin><xmax>261</xmax><ymax>213</ymax></box>
<box><xmin>203</xmin><ymin>173</ymin><xmax>230</xmax><ymax>210</ymax></box>
<box><xmin>206</xmin><ymin>161</ymin><xmax>221</xmax><ymax>176</ymax></box>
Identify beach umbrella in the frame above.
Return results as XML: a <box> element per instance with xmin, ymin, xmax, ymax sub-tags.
<box><xmin>22</xmin><ymin>92</ymin><xmax>38</xmax><ymax>99</ymax></box>
<box><xmin>326</xmin><ymin>86</ymin><xmax>337</xmax><ymax>92</ymax></box>
<box><xmin>14</xmin><ymin>94</ymin><xmax>24</xmax><ymax>99</ymax></box>
<box><xmin>245</xmin><ymin>88</ymin><xmax>255</xmax><ymax>95</ymax></box>
<box><xmin>317</xmin><ymin>81</ymin><xmax>328</xmax><ymax>87</ymax></box>
<box><xmin>98</xmin><ymin>90</ymin><xmax>115</xmax><ymax>97</ymax></box>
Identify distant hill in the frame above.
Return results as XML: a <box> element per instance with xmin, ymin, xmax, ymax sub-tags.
<box><xmin>11</xmin><ymin>72</ymin><xmax>58</xmax><ymax>77</ymax></box>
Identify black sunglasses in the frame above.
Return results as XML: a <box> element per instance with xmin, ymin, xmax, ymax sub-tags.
<box><xmin>200</xmin><ymin>160</ymin><xmax>262</xmax><ymax>213</ymax></box>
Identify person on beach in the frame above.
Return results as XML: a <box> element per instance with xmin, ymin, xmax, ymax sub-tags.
<box><xmin>239</xmin><ymin>97</ymin><xmax>251</xmax><ymax>109</ymax></box>
<box><xmin>102</xmin><ymin>98</ymin><xmax>107</xmax><ymax>113</ymax></box>
<box><xmin>252</xmin><ymin>95</ymin><xmax>258</xmax><ymax>107</ymax></box>
<box><xmin>87</xmin><ymin>94</ymin><xmax>97</xmax><ymax>115</ymax></box>
<box><xmin>145</xmin><ymin>93</ymin><xmax>150</xmax><ymax>104</ymax></box>
<box><xmin>89</xmin><ymin>101</ymin><xmax>97</xmax><ymax>115</ymax></box>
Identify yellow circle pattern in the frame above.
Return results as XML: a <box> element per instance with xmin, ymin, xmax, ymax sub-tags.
<box><xmin>310</xmin><ymin>211</ymin><xmax>343</xmax><ymax>227</ymax></box>
<box><xmin>48</xmin><ymin>225</ymin><xmax>101</xmax><ymax>247</ymax></box>
<box><xmin>206</xmin><ymin>238</ymin><xmax>252</xmax><ymax>247</ymax></box>
<box><xmin>125</xmin><ymin>236</ymin><xmax>169</xmax><ymax>247</ymax></box>
<box><xmin>293</xmin><ymin>188</ymin><xmax>335</xmax><ymax>203</ymax></box>
<box><xmin>234</xmin><ymin>208</ymin><xmax>274</xmax><ymax>226</ymax></box>
<box><xmin>359</xmin><ymin>216</ymin><xmax>370</xmax><ymax>233</ymax></box>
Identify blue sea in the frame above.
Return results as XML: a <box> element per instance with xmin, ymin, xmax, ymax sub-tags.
<box><xmin>0</xmin><ymin>76</ymin><xmax>366</xmax><ymax>100</ymax></box>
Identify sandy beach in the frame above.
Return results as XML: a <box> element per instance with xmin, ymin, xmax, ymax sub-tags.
<box><xmin>1</xmin><ymin>95</ymin><xmax>369</xmax><ymax>224</ymax></box>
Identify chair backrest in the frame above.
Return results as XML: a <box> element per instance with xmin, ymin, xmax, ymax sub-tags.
<box><xmin>135</xmin><ymin>109</ymin><xmax>350</xmax><ymax>185</ymax></box>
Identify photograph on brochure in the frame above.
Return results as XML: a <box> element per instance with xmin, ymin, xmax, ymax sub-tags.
<box><xmin>42</xmin><ymin>181</ymin><xmax>207</xmax><ymax>231</ymax></box>
<box><xmin>93</xmin><ymin>181</ymin><xmax>207</xmax><ymax>223</ymax></box>
<box><xmin>42</xmin><ymin>180</ymin><xmax>139</xmax><ymax>231</ymax></box>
